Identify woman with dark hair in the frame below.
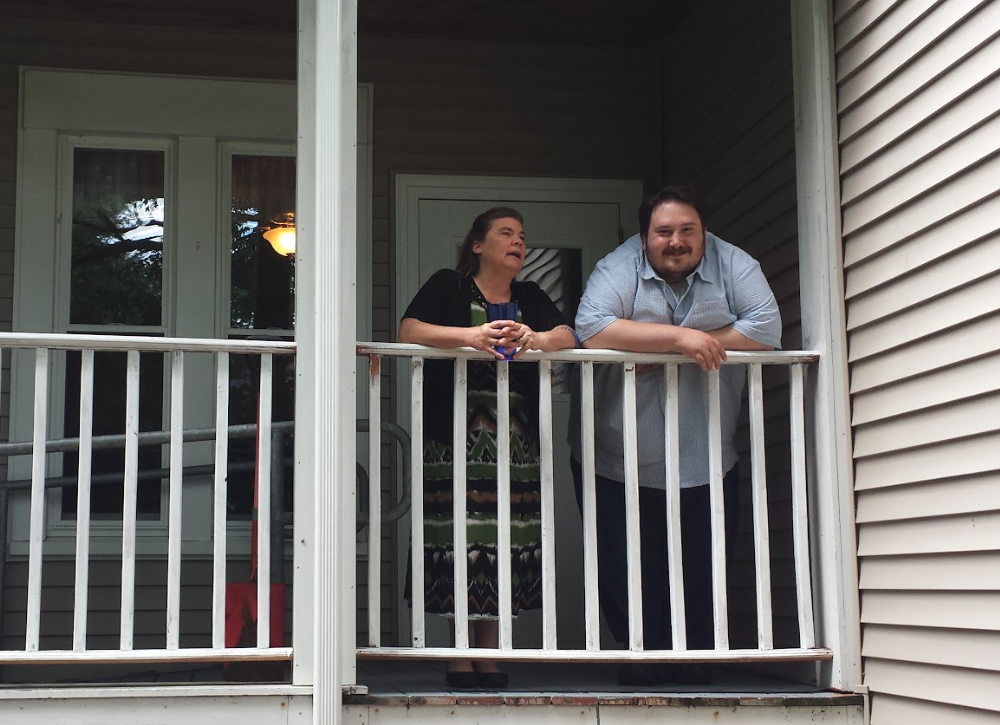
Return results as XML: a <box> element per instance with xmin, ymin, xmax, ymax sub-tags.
<box><xmin>399</xmin><ymin>207</ymin><xmax>576</xmax><ymax>688</ymax></box>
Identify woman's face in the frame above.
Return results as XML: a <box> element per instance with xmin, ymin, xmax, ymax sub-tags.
<box><xmin>472</xmin><ymin>217</ymin><xmax>526</xmax><ymax>276</ymax></box>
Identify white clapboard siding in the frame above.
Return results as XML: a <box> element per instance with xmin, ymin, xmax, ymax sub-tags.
<box><xmin>837</xmin><ymin>1</ymin><xmax>1000</xmax><ymax>720</ymax></box>
<box><xmin>856</xmin><ymin>474</ymin><xmax>1000</xmax><ymax>523</ymax></box>
<box><xmin>863</xmin><ymin>626</ymin><xmax>1000</xmax><ymax>675</ymax></box>
<box><xmin>871</xmin><ymin>694</ymin><xmax>1000</xmax><ymax>725</ymax></box>
<box><xmin>661</xmin><ymin>0</ymin><xmax>801</xmax><ymax>653</ymax></box>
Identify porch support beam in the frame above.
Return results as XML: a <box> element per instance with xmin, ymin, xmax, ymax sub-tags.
<box><xmin>789</xmin><ymin>0</ymin><xmax>863</xmax><ymax>692</ymax></box>
<box><xmin>294</xmin><ymin>2</ymin><xmax>359</xmax><ymax>724</ymax></box>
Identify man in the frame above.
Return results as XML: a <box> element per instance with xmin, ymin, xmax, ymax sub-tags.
<box><xmin>569</xmin><ymin>186</ymin><xmax>781</xmax><ymax>686</ymax></box>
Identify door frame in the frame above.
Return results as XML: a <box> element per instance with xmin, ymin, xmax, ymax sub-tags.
<box><xmin>391</xmin><ymin>173</ymin><xmax>643</xmax><ymax>645</ymax></box>
<box><xmin>395</xmin><ymin>175</ymin><xmax>643</xmax><ymax>316</ymax></box>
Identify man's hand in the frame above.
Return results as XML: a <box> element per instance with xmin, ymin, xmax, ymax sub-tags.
<box><xmin>674</xmin><ymin>327</ymin><xmax>727</xmax><ymax>371</ymax></box>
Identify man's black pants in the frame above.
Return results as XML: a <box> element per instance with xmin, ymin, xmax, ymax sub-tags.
<box><xmin>571</xmin><ymin>458</ymin><xmax>740</xmax><ymax>650</ymax></box>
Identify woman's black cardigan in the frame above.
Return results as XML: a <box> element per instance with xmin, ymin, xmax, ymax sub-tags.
<box><xmin>401</xmin><ymin>269</ymin><xmax>570</xmax><ymax>446</ymax></box>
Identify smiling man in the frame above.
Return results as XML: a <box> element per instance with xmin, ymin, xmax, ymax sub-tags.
<box><xmin>569</xmin><ymin>186</ymin><xmax>782</xmax><ymax>687</ymax></box>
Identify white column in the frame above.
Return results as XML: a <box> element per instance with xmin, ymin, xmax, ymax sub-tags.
<box><xmin>294</xmin><ymin>6</ymin><xmax>359</xmax><ymax>725</ymax></box>
<box><xmin>790</xmin><ymin>0</ymin><xmax>862</xmax><ymax>691</ymax></box>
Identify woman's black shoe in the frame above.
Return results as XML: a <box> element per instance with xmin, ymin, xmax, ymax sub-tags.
<box><xmin>445</xmin><ymin>669</ymin><xmax>479</xmax><ymax>689</ymax></box>
<box><xmin>475</xmin><ymin>670</ymin><xmax>509</xmax><ymax>689</ymax></box>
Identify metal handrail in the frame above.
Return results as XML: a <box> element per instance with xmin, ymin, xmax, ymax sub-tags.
<box><xmin>355</xmin><ymin>419</ymin><xmax>411</xmax><ymax>532</ymax></box>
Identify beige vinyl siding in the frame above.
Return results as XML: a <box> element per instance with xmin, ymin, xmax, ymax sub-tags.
<box><xmin>660</xmin><ymin>0</ymin><xmax>804</xmax><ymax>655</ymax></box>
<box><xmin>836</xmin><ymin>0</ymin><xmax>1000</xmax><ymax>721</ymax></box>
<box><xmin>0</xmin><ymin>560</ymin><xmax>293</xmax><ymax>653</ymax></box>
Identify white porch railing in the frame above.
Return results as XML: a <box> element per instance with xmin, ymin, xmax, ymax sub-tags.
<box><xmin>0</xmin><ymin>333</ymin><xmax>295</xmax><ymax>666</ymax></box>
<box><xmin>357</xmin><ymin>343</ymin><xmax>829</xmax><ymax>665</ymax></box>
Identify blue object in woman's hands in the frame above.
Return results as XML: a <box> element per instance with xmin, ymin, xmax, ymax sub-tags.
<box><xmin>486</xmin><ymin>302</ymin><xmax>519</xmax><ymax>360</ymax></box>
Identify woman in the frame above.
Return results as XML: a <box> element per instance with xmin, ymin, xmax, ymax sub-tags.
<box><xmin>400</xmin><ymin>207</ymin><xmax>576</xmax><ymax>689</ymax></box>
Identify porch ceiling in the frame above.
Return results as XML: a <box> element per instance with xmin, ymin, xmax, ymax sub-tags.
<box><xmin>1</xmin><ymin>0</ymin><xmax>692</xmax><ymax>46</ymax></box>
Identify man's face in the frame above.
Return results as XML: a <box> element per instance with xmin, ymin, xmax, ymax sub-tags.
<box><xmin>642</xmin><ymin>201</ymin><xmax>706</xmax><ymax>284</ymax></box>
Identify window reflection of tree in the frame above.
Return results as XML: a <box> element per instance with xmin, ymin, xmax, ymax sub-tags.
<box><xmin>70</xmin><ymin>149</ymin><xmax>164</xmax><ymax>327</ymax></box>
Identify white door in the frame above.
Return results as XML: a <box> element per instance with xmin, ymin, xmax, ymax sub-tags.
<box><xmin>395</xmin><ymin>175</ymin><xmax>642</xmax><ymax>649</ymax></box>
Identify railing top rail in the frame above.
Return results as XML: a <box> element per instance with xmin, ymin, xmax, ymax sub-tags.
<box><xmin>357</xmin><ymin>342</ymin><xmax>819</xmax><ymax>365</ymax></box>
<box><xmin>0</xmin><ymin>332</ymin><xmax>296</xmax><ymax>354</ymax></box>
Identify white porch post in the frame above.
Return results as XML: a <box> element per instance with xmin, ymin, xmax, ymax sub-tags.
<box><xmin>789</xmin><ymin>0</ymin><xmax>863</xmax><ymax>692</ymax></box>
<box><xmin>294</xmin><ymin>1</ymin><xmax>359</xmax><ymax>723</ymax></box>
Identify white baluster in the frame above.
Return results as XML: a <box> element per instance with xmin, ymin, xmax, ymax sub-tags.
<box><xmin>257</xmin><ymin>352</ymin><xmax>274</xmax><ymax>648</ymax></box>
<box><xmin>367</xmin><ymin>354</ymin><xmax>381</xmax><ymax>647</ymax></box>
<box><xmin>410</xmin><ymin>357</ymin><xmax>426</xmax><ymax>647</ymax></box>
<box><xmin>496</xmin><ymin>360</ymin><xmax>512</xmax><ymax>650</ymax></box>
<box><xmin>452</xmin><ymin>358</ymin><xmax>469</xmax><ymax>649</ymax></box>
<box><xmin>119</xmin><ymin>350</ymin><xmax>140</xmax><ymax>651</ymax></box>
<box><xmin>663</xmin><ymin>363</ymin><xmax>685</xmax><ymax>650</ymax></box>
<box><xmin>580</xmin><ymin>361</ymin><xmax>600</xmax><ymax>651</ymax></box>
<box><xmin>212</xmin><ymin>352</ymin><xmax>230</xmax><ymax>650</ymax></box>
<box><xmin>706</xmin><ymin>368</ymin><xmax>729</xmax><ymax>650</ymax></box>
<box><xmin>73</xmin><ymin>350</ymin><xmax>95</xmax><ymax>652</ymax></box>
<box><xmin>538</xmin><ymin>359</ymin><xmax>557</xmax><ymax>652</ymax></box>
<box><xmin>166</xmin><ymin>351</ymin><xmax>184</xmax><ymax>650</ymax></box>
<box><xmin>622</xmin><ymin>363</ymin><xmax>643</xmax><ymax>651</ymax></box>
<box><xmin>25</xmin><ymin>348</ymin><xmax>49</xmax><ymax>652</ymax></box>
<box><xmin>748</xmin><ymin>363</ymin><xmax>773</xmax><ymax>650</ymax></box>
<box><xmin>790</xmin><ymin>364</ymin><xmax>816</xmax><ymax>648</ymax></box>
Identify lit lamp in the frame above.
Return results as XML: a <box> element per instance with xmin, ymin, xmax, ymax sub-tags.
<box><xmin>262</xmin><ymin>212</ymin><xmax>296</xmax><ymax>256</ymax></box>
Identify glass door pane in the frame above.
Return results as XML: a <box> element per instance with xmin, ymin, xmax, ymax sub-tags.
<box><xmin>230</xmin><ymin>154</ymin><xmax>296</xmax><ymax>332</ymax></box>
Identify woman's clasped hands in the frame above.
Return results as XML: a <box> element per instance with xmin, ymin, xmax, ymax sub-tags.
<box><xmin>469</xmin><ymin>319</ymin><xmax>535</xmax><ymax>360</ymax></box>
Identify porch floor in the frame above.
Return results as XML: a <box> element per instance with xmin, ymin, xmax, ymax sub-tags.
<box><xmin>1</xmin><ymin>661</ymin><xmax>864</xmax><ymax>710</ymax></box>
<box><xmin>350</xmin><ymin>660</ymin><xmax>863</xmax><ymax>708</ymax></box>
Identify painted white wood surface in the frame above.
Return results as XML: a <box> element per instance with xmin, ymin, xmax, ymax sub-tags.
<box><xmin>621</xmin><ymin>363</ymin><xmax>643</xmax><ymax>651</ymax></box>
<box><xmin>166</xmin><ymin>351</ymin><xmax>185</xmax><ymax>650</ymax></box>
<box><xmin>256</xmin><ymin>352</ymin><xmax>274</xmax><ymax>649</ymax></box>
<box><xmin>662</xmin><ymin>363</ymin><xmax>685</xmax><ymax>651</ymax></box>
<box><xmin>73</xmin><ymin>350</ymin><xmax>95</xmax><ymax>651</ymax></box>
<box><xmin>0</xmin><ymin>694</ymin><xmax>312</xmax><ymax>725</ymax></box>
<box><xmin>747</xmin><ymin>364</ymin><xmax>772</xmax><ymax>651</ymax></box>
<box><xmin>537</xmin><ymin>360</ymin><xmax>558</xmax><ymax>651</ymax></box>
<box><xmin>212</xmin><ymin>352</ymin><xmax>230</xmax><ymax>651</ymax></box>
<box><xmin>368</xmin><ymin>354</ymin><xmax>382</xmax><ymax>647</ymax></box>
<box><xmin>119</xmin><ymin>350</ymin><xmax>141</xmax><ymax>651</ymax></box>
<box><xmin>408</xmin><ymin>358</ymin><xmax>426</xmax><ymax>648</ymax></box>
<box><xmin>579</xmin><ymin>361</ymin><xmax>599</xmax><ymax>652</ymax></box>
<box><xmin>346</xmin><ymin>701</ymin><xmax>863</xmax><ymax>725</ymax></box>
<box><xmin>496</xmin><ymin>361</ymin><xmax>513</xmax><ymax>651</ymax></box>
